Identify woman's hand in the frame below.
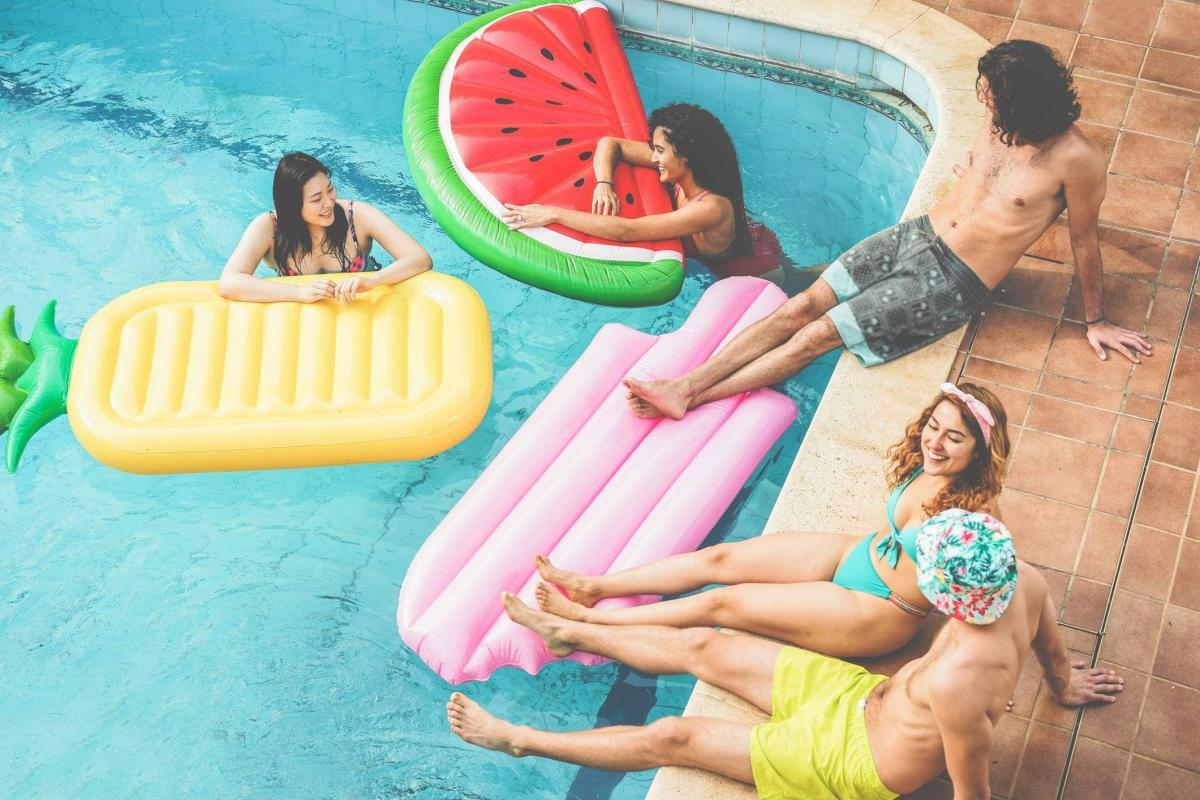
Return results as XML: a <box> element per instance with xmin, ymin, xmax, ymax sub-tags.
<box><xmin>502</xmin><ymin>203</ymin><xmax>557</xmax><ymax>231</ymax></box>
<box><xmin>295</xmin><ymin>279</ymin><xmax>337</xmax><ymax>303</ymax></box>
<box><xmin>334</xmin><ymin>274</ymin><xmax>374</xmax><ymax>304</ymax></box>
<box><xmin>591</xmin><ymin>183</ymin><xmax>620</xmax><ymax>215</ymax></box>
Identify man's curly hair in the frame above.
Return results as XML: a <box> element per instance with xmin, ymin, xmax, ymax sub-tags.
<box><xmin>978</xmin><ymin>40</ymin><xmax>1081</xmax><ymax>146</ymax></box>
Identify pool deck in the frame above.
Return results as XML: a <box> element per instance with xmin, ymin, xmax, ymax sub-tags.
<box><xmin>646</xmin><ymin>1</ymin><xmax>1200</xmax><ymax>799</ymax></box>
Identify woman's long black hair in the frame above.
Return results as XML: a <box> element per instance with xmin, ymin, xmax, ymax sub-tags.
<box><xmin>977</xmin><ymin>40</ymin><xmax>1080</xmax><ymax>146</ymax></box>
<box><xmin>648</xmin><ymin>104</ymin><xmax>752</xmax><ymax>257</ymax></box>
<box><xmin>271</xmin><ymin>152</ymin><xmax>352</xmax><ymax>274</ymax></box>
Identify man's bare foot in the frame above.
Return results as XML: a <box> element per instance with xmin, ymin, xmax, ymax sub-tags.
<box><xmin>446</xmin><ymin>692</ymin><xmax>526</xmax><ymax>756</ymax></box>
<box><xmin>501</xmin><ymin>591</ymin><xmax>575</xmax><ymax>657</ymax></box>
<box><xmin>535</xmin><ymin>581</ymin><xmax>590</xmax><ymax>622</ymax></box>
<box><xmin>627</xmin><ymin>395</ymin><xmax>663</xmax><ymax>420</ymax></box>
<box><xmin>622</xmin><ymin>377</ymin><xmax>688</xmax><ymax>420</ymax></box>
<box><xmin>533</xmin><ymin>555</ymin><xmax>602</xmax><ymax>607</ymax></box>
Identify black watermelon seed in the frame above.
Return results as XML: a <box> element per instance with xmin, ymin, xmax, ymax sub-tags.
<box><xmin>583</xmin><ymin>41</ymin><xmax>592</xmax><ymax>53</ymax></box>
<box><xmin>561</xmin><ymin>81</ymin><xmax>577</xmax><ymax>91</ymax></box>
<box><xmin>501</xmin><ymin>127</ymin><xmax>518</xmax><ymax>134</ymax></box>
<box><xmin>625</xmin><ymin>193</ymin><xmax>634</xmax><ymax>205</ymax></box>
<box><xmin>529</xmin><ymin>154</ymin><xmax>544</xmax><ymax>162</ymax></box>
<box><xmin>556</xmin><ymin>137</ymin><xmax>572</xmax><ymax>146</ymax></box>
<box><xmin>545</xmin><ymin>99</ymin><xmax>563</xmax><ymax>106</ymax></box>
<box><xmin>509</xmin><ymin>68</ymin><xmax>526</xmax><ymax>78</ymax></box>
<box><xmin>495</xmin><ymin>97</ymin><xmax>514</xmax><ymax>105</ymax></box>
<box><xmin>540</xmin><ymin>47</ymin><xmax>554</xmax><ymax>60</ymax></box>
<box><xmin>573</xmin><ymin>178</ymin><xmax>585</xmax><ymax>188</ymax></box>
<box><xmin>584</xmin><ymin>72</ymin><xmax>596</xmax><ymax>83</ymax></box>
<box><xmin>579</xmin><ymin>151</ymin><xmax>593</xmax><ymax>161</ymax></box>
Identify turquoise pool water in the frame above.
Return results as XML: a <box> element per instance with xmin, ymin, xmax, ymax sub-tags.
<box><xmin>0</xmin><ymin>1</ymin><xmax>925</xmax><ymax>797</ymax></box>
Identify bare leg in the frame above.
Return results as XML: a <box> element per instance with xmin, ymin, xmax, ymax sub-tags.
<box><xmin>448</xmin><ymin>693</ymin><xmax>755</xmax><ymax>784</ymax></box>
<box><xmin>537</xmin><ymin>580</ymin><xmax>920</xmax><ymax>659</ymax></box>
<box><xmin>535</xmin><ymin>531</ymin><xmax>858</xmax><ymax>606</ymax></box>
<box><xmin>502</xmin><ymin>593</ymin><xmax>780</xmax><ymax>712</ymax></box>
<box><xmin>624</xmin><ymin>279</ymin><xmax>838</xmax><ymax>419</ymax></box>
<box><xmin>690</xmin><ymin>315</ymin><xmax>844</xmax><ymax>410</ymax></box>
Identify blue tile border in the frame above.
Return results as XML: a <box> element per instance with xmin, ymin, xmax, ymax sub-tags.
<box><xmin>656</xmin><ymin>1</ymin><xmax>692</xmax><ymax>40</ymax></box>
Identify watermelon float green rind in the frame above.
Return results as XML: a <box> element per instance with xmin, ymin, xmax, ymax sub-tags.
<box><xmin>404</xmin><ymin>0</ymin><xmax>684</xmax><ymax>307</ymax></box>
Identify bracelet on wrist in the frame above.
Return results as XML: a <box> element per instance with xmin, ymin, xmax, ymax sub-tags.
<box><xmin>596</xmin><ymin>179</ymin><xmax>613</xmax><ymax>186</ymax></box>
<box><xmin>1085</xmin><ymin>314</ymin><xmax>1105</xmax><ymax>326</ymax></box>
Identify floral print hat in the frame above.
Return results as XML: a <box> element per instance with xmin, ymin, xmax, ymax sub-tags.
<box><xmin>916</xmin><ymin>509</ymin><xmax>1018</xmax><ymax>625</ymax></box>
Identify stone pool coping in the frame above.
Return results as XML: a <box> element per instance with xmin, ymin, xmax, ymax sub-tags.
<box><xmin>643</xmin><ymin>1</ymin><xmax>989</xmax><ymax>798</ymax></box>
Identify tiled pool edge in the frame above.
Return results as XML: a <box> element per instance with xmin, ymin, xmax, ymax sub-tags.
<box><xmin>644</xmin><ymin>2</ymin><xmax>988</xmax><ymax>799</ymax></box>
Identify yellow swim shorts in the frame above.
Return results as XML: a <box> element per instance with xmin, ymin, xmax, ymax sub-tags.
<box><xmin>750</xmin><ymin>646</ymin><xmax>897</xmax><ymax>800</ymax></box>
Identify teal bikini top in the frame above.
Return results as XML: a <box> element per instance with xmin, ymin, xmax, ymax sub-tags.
<box><xmin>874</xmin><ymin>467</ymin><xmax>924</xmax><ymax>569</ymax></box>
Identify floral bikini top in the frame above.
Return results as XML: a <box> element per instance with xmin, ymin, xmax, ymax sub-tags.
<box><xmin>269</xmin><ymin>200</ymin><xmax>378</xmax><ymax>276</ymax></box>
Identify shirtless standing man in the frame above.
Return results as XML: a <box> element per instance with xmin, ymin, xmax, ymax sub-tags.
<box><xmin>446</xmin><ymin>511</ymin><xmax>1124</xmax><ymax>799</ymax></box>
<box><xmin>624</xmin><ymin>40</ymin><xmax>1152</xmax><ymax>420</ymax></box>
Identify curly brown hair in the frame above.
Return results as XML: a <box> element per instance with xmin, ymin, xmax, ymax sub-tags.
<box><xmin>885</xmin><ymin>383</ymin><xmax>1011</xmax><ymax>517</ymax></box>
<box><xmin>978</xmin><ymin>40</ymin><xmax>1081</xmax><ymax>146</ymax></box>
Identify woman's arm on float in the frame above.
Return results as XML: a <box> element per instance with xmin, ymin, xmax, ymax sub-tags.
<box><xmin>218</xmin><ymin>213</ymin><xmax>335</xmax><ymax>303</ymax></box>
<box><xmin>334</xmin><ymin>202</ymin><xmax>432</xmax><ymax>302</ymax></box>
<box><xmin>592</xmin><ymin>136</ymin><xmax>655</xmax><ymax>215</ymax></box>
<box><xmin>502</xmin><ymin>195</ymin><xmax>726</xmax><ymax>242</ymax></box>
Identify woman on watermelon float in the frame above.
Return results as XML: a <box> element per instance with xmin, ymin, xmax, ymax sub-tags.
<box><xmin>502</xmin><ymin>104</ymin><xmax>810</xmax><ymax>292</ymax></box>
<box><xmin>220</xmin><ymin>152</ymin><xmax>432</xmax><ymax>303</ymax></box>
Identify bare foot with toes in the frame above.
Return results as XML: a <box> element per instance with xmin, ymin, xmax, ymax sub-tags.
<box><xmin>622</xmin><ymin>377</ymin><xmax>688</xmax><ymax>420</ymax></box>
<box><xmin>536</xmin><ymin>581</ymin><xmax>590</xmax><ymax>622</ymax></box>
<box><xmin>446</xmin><ymin>692</ymin><xmax>524</xmax><ymax>755</ymax></box>
<box><xmin>501</xmin><ymin>591</ymin><xmax>575</xmax><ymax>657</ymax></box>
<box><xmin>533</xmin><ymin>555</ymin><xmax>601</xmax><ymax>607</ymax></box>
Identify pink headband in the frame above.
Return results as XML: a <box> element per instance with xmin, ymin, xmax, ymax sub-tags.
<box><xmin>941</xmin><ymin>383</ymin><xmax>995</xmax><ymax>447</ymax></box>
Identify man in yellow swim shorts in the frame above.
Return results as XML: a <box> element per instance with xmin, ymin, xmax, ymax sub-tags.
<box><xmin>446</xmin><ymin>511</ymin><xmax>1125</xmax><ymax>798</ymax></box>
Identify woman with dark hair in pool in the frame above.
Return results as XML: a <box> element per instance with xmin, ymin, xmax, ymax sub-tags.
<box><xmin>220</xmin><ymin>152</ymin><xmax>432</xmax><ymax>303</ymax></box>
<box><xmin>502</xmin><ymin>103</ymin><xmax>806</xmax><ymax>290</ymax></box>
<box><xmin>531</xmin><ymin>383</ymin><xmax>1011</xmax><ymax>659</ymax></box>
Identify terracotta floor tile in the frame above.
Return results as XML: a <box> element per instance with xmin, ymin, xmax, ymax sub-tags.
<box><xmin>1143</xmin><ymin>48</ymin><xmax>1200</xmax><ymax>94</ymax></box>
<box><xmin>1001</xmin><ymin>489</ymin><xmax>1089</xmax><ymax>570</ymax></box>
<box><xmin>1099</xmin><ymin>589</ymin><xmax>1165</xmax><ymax>671</ymax></box>
<box><xmin>1079</xmin><ymin>662</ymin><xmax>1150</xmax><ymax>749</ymax></box>
<box><xmin>1188</xmin><ymin>486</ymin><xmax>1200</xmax><ymax>540</ymax></box>
<box><xmin>1166</xmin><ymin>346</ymin><xmax>1200</xmax><ymax>407</ymax></box>
<box><xmin>1125</xmin><ymin>87</ymin><xmax>1200</xmax><ymax>141</ymax></box>
<box><xmin>1043</xmin><ymin>567</ymin><xmax>1071</xmax><ymax>610</ymax></box>
<box><xmin>961</xmin><ymin>380</ymin><xmax>1030</xmax><ymax>427</ymax></box>
<box><xmin>1189</xmin><ymin>159</ymin><xmax>1200</xmax><ymax>193</ymax></box>
<box><xmin>1028</xmin><ymin>219</ymin><xmax>1073</xmax><ymax>262</ymax></box>
<box><xmin>1008</xmin><ymin>20</ymin><xmax>1078</xmax><ymax>58</ymax></box>
<box><xmin>1064</xmin><ymin>626</ymin><xmax>1098</xmax><ymax>653</ymax></box>
<box><xmin>1135</xmin><ymin>678</ymin><xmax>1200</xmax><ymax>770</ymax></box>
<box><xmin>1111</xmin><ymin>131</ymin><xmax>1193</xmax><ymax>185</ymax></box>
<box><xmin>1006</xmin><ymin>429</ymin><xmax>1106</xmax><ymax>506</ymax></box>
<box><xmin>1061</xmin><ymin>737</ymin><xmax>1129</xmax><ymax>800</ymax></box>
<box><xmin>1096</xmin><ymin>450</ymin><xmax>1146</xmax><ymax>517</ymax></box>
<box><xmin>969</xmin><ymin>306</ymin><xmax>1058</xmax><ymax>370</ymax></box>
<box><xmin>1124</xmin><ymin>755</ymin><xmax>1200</xmax><ymax>798</ymax></box>
<box><xmin>1075</xmin><ymin>75</ymin><xmax>1134</xmax><ymax>127</ymax></box>
<box><xmin>1077</xmin><ymin>512</ymin><xmax>1129</xmax><ymax>582</ymax></box>
<box><xmin>1019</xmin><ymin>0</ymin><xmax>1088</xmax><ymax>30</ymax></box>
<box><xmin>1153</xmin><ymin>0</ymin><xmax>1200</xmax><ymax>57</ymax></box>
<box><xmin>1032</xmin><ymin>678</ymin><xmax>1082</xmax><ymax>728</ymax></box>
<box><xmin>1117</xmin><ymin>524</ymin><xmax>1182</xmax><ymax>600</ymax></box>
<box><xmin>1154</xmin><ymin>603</ymin><xmax>1200</xmax><ymax>688</ymax></box>
<box><xmin>1041</xmin><ymin>374</ymin><xmax>1125</xmax><ymax>411</ymax></box>
<box><xmin>945</xmin><ymin>8</ymin><xmax>1011</xmax><ymax>44</ymax></box>
<box><xmin>948</xmin><ymin>0</ymin><xmax>1020</xmax><ymax>16</ymax></box>
<box><xmin>1146</xmin><ymin>287</ymin><xmax>1190</xmax><ymax>342</ymax></box>
<box><xmin>1127</xmin><ymin>342</ymin><xmax>1173</xmax><ymax>396</ymax></box>
<box><xmin>1062</xmin><ymin>576</ymin><xmax>1112</xmax><ymax>629</ymax></box>
<box><xmin>1071</xmin><ymin>35</ymin><xmax>1146</xmax><ymax>77</ymax></box>
<box><xmin>1082</xmin><ymin>0</ymin><xmax>1164</xmax><ymax>44</ymax></box>
<box><xmin>1134</xmin><ymin>461</ymin><xmax>1195</xmax><ymax>532</ymax></box>
<box><xmin>1171</xmin><ymin>190</ymin><xmax>1200</xmax><ymax>242</ymax></box>
<box><xmin>964</xmin><ymin>356</ymin><xmax>1041</xmax><ymax>391</ymax></box>
<box><xmin>1046</xmin><ymin>321</ymin><xmax>1134</xmax><ymax>389</ymax></box>
<box><xmin>1096</xmin><ymin>226</ymin><xmax>1167</xmax><ymax>279</ymax></box>
<box><xmin>1111</xmin><ymin>413</ymin><xmax>1154</xmax><ymax>454</ymax></box>
<box><xmin>1151</xmin><ymin>403</ymin><xmax>1200</xmax><ymax>470</ymax></box>
<box><xmin>1121</xmin><ymin>392</ymin><xmax>1162</xmax><ymax>419</ymax></box>
<box><xmin>1010</xmin><ymin>722</ymin><xmax>1071</xmax><ymax>799</ymax></box>
<box><xmin>1026</xmin><ymin>394</ymin><xmax>1118</xmax><ymax>447</ymax></box>
<box><xmin>1077</xmin><ymin>121</ymin><xmax>1119</xmax><ymax>162</ymax></box>
<box><xmin>994</xmin><ymin>258</ymin><xmax>1073</xmax><ymax>317</ymax></box>
<box><xmin>1184</xmin><ymin>303</ymin><xmax>1200</xmax><ymax>350</ymax></box>
<box><xmin>1170</xmin><ymin>538</ymin><xmax>1200</xmax><ymax>611</ymax></box>
<box><xmin>1100</xmin><ymin>174</ymin><xmax>1183</xmax><ymax>234</ymax></box>
<box><xmin>1064</xmin><ymin>273</ymin><xmax>1154</xmax><ymax>331</ymax></box>
<box><xmin>1160</xmin><ymin>241</ymin><xmax>1200</xmax><ymax>289</ymax></box>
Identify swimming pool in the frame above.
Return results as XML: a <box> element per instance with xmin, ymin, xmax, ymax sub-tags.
<box><xmin>0</xmin><ymin>1</ymin><xmax>925</xmax><ymax>797</ymax></box>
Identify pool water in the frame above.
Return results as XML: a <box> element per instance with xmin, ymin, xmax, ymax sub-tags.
<box><xmin>0</xmin><ymin>1</ymin><xmax>925</xmax><ymax>798</ymax></box>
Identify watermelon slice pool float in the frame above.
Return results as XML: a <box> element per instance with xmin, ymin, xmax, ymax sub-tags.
<box><xmin>404</xmin><ymin>0</ymin><xmax>684</xmax><ymax>306</ymax></box>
